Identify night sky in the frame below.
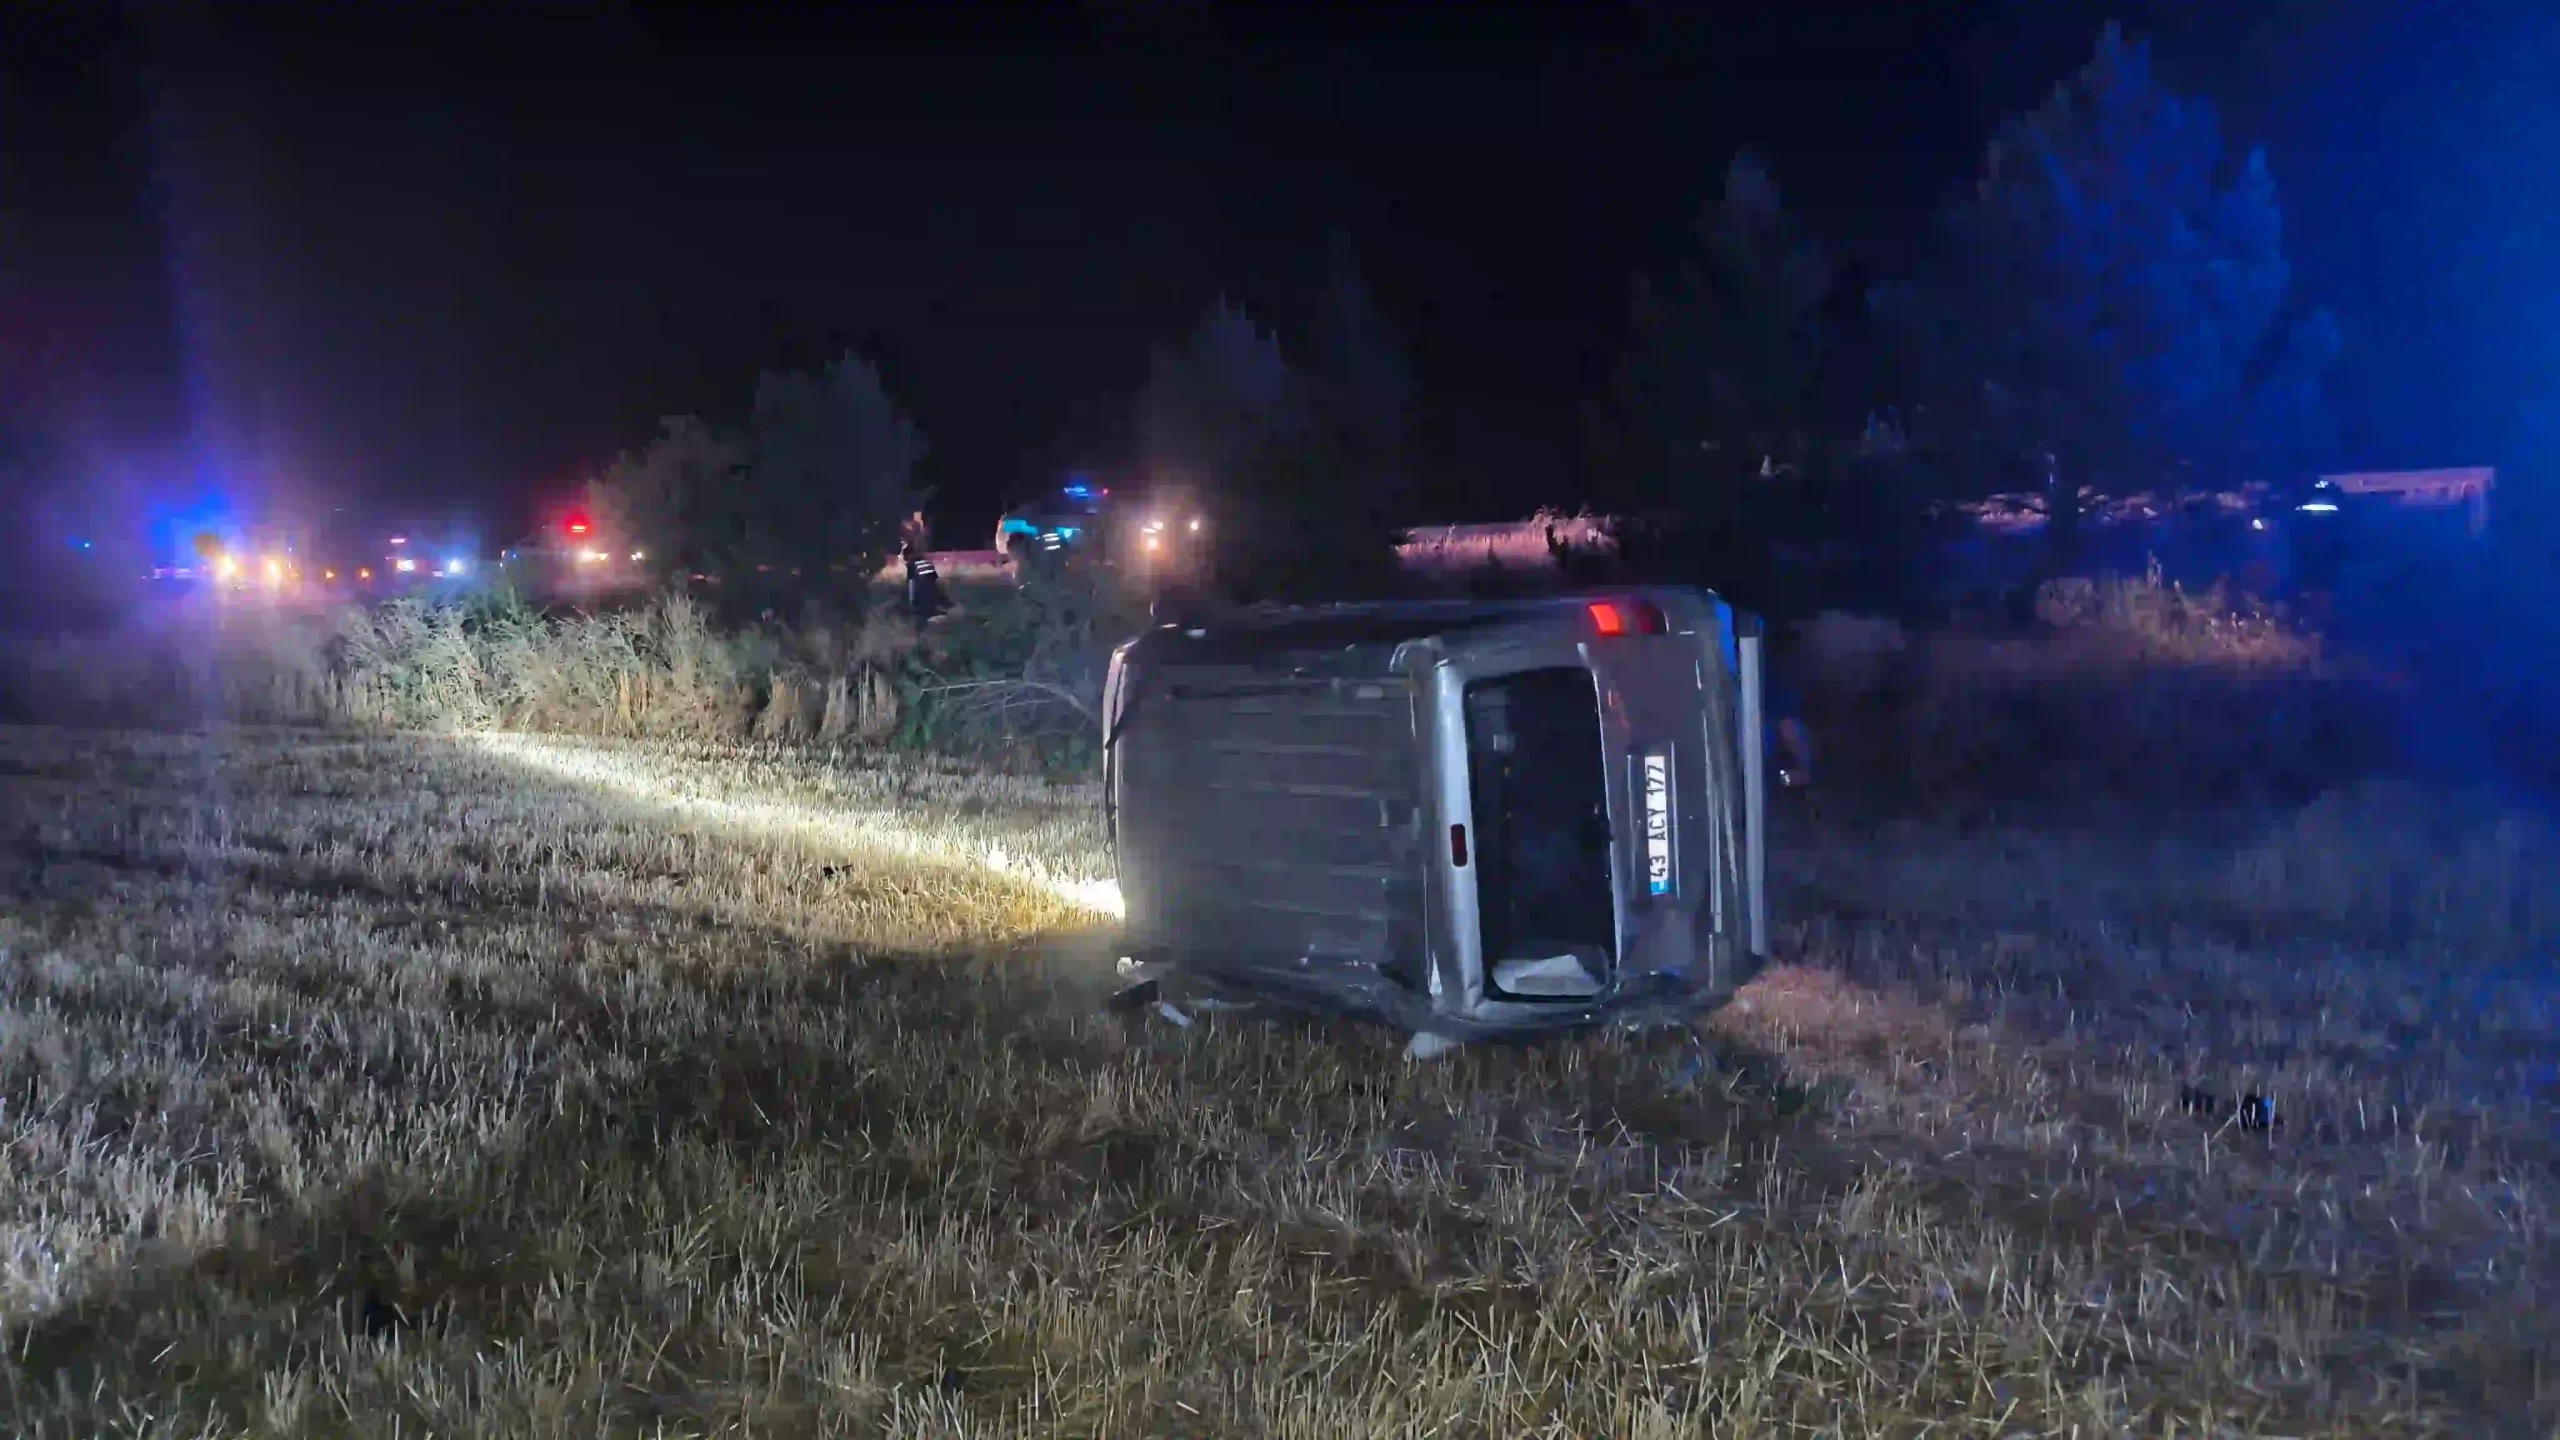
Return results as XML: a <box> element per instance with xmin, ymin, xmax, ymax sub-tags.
<box><xmin>8</xmin><ymin>2</ymin><xmax>2558</xmax><ymax>554</ymax></box>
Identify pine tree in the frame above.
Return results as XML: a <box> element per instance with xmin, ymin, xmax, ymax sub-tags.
<box><xmin>1879</xmin><ymin>24</ymin><xmax>2337</xmax><ymax>572</ymax></box>
<box><xmin>1592</xmin><ymin>154</ymin><xmax>1838</xmax><ymax>613</ymax></box>
<box><xmin>583</xmin><ymin>416</ymin><xmax>746</xmax><ymax>583</ymax></box>
<box><xmin>1135</xmin><ymin>297</ymin><xmax>1307</xmax><ymax>485</ymax></box>
<box><xmin>728</xmin><ymin>350</ymin><xmax>926</xmax><ymax>609</ymax></box>
<box><xmin>1597</xmin><ymin>153</ymin><xmax>1834</xmax><ymax>517</ymax></box>
<box><xmin>1135</xmin><ymin>296</ymin><xmax>1395</xmax><ymax>602</ymax></box>
<box><xmin>1310</xmin><ymin>236</ymin><xmax>1415</xmax><ymax>521</ymax></box>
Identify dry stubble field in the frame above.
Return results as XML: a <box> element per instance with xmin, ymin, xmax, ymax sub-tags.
<box><xmin>0</xmin><ymin>723</ymin><xmax>2554</xmax><ymax>1437</ymax></box>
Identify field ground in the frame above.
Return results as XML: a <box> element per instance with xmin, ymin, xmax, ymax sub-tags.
<box><xmin>1</xmin><ymin>725</ymin><xmax>2553</xmax><ymax>1437</ymax></box>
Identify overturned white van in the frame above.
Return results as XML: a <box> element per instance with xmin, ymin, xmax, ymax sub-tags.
<box><xmin>1101</xmin><ymin>588</ymin><xmax>1769</xmax><ymax>1041</ymax></box>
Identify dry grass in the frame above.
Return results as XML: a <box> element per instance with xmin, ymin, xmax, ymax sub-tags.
<box><xmin>1796</xmin><ymin>576</ymin><xmax>2405</xmax><ymax>821</ymax></box>
<box><xmin>0</xmin><ymin>596</ymin><xmax>347</xmax><ymax>730</ymax></box>
<box><xmin>2</xmin><ymin>725</ymin><xmax>2554</xmax><ymax>1437</ymax></box>
<box><xmin>3</xmin><ymin>585</ymin><xmax>1085</xmax><ymax>757</ymax></box>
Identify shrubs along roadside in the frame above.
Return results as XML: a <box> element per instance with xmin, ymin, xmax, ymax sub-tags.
<box><xmin>1</xmin><ymin>573</ymin><xmax>1136</xmax><ymax>768</ymax></box>
<box><xmin>338</xmin><ymin>588</ymin><xmax>780</xmax><ymax>740</ymax></box>
<box><xmin>2</xmin><ymin>564</ymin><xmax>2524</xmax><ymax>823</ymax></box>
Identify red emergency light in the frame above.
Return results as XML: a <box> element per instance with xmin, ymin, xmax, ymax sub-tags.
<box><xmin>566</xmin><ymin>519</ymin><xmax>590</xmax><ymax>536</ymax></box>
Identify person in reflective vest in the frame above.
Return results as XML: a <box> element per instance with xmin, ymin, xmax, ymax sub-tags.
<box><xmin>899</xmin><ymin>513</ymin><xmax>948</xmax><ymax>621</ymax></box>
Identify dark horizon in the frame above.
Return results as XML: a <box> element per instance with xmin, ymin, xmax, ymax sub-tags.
<box><xmin>7</xmin><ymin>2</ymin><xmax>2556</xmax><ymax>556</ymax></box>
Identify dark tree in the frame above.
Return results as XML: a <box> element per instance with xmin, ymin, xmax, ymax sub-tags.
<box><xmin>583</xmin><ymin>415</ymin><xmax>747</xmax><ymax>584</ymax></box>
<box><xmin>705</xmin><ymin>350</ymin><xmax>926</xmax><ymax>613</ymax></box>
<box><xmin>1601</xmin><ymin>153</ymin><xmax>1834</xmax><ymax>510</ymax></box>
<box><xmin>1309</xmin><ymin>236</ymin><xmax>1416</xmax><ymax>522</ymax></box>
<box><xmin>1592</xmin><ymin>154</ymin><xmax>1839</xmax><ymax>613</ymax></box>
<box><xmin>1135</xmin><ymin>296</ymin><xmax>1307</xmax><ymax>486</ymax></box>
<box><xmin>1878</xmin><ymin>24</ymin><xmax>2337</xmax><ymax>575</ymax></box>
<box><xmin>1136</xmin><ymin>296</ymin><xmax>1398</xmax><ymax>603</ymax></box>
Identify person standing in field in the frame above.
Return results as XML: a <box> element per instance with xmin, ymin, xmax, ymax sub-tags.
<box><xmin>899</xmin><ymin>512</ymin><xmax>948</xmax><ymax>622</ymax></box>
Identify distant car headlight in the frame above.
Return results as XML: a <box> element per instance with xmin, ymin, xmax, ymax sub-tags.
<box><xmin>445</xmin><ymin>558</ymin><xmax>468</xmax><ymax>576</ymax></box>
<box><xmin>393</xmin><ymin>557</ymin><xmax>417</xmax><ymax>573</ymax></box>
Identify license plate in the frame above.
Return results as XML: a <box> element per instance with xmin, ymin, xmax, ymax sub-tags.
<box><xmin>1642</xmin><ymin>752</ymin><xmax>1673</xmax><ymax>895</ymax></box>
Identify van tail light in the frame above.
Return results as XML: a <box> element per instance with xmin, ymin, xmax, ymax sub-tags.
<box><xmin>1449</xmin><ymin>823</ymin><xmax>1469</xmax><ymax>867</ymax></box>
<box><xmin>1588</xmin><ymin>600</ymin><xmax>1667</xmax><ymax>637</ymax></box>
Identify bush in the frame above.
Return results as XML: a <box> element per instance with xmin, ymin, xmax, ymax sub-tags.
<box><xmin>0</xmin><ymin>573</ymin><xmax>1156</xmax><ymax>774</ymax></box>
<box><xmin>891</xmin><ymin>562</ymin><xmax>1150</xmax><ymax>766</ymax></box>
<box><xmin>1795</xmin><ymin>570</ymin><xmax>2401</xmax><ymax>822</ymax></box>
<box><xmin>336</xmin><ymin>589</ymin><xmax>776</xmax><ymax>740</ymax></box>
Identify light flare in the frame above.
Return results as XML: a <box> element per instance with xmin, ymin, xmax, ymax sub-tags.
<box><xmin>467</xmin><ymin>733</ymin><xmax>1125</xmax><ymax>918</ymax></box>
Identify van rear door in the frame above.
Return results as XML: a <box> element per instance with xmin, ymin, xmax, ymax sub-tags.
<box><xmin>1582</xmin><ymin>601</ymin><xmax>1744</xmax><ymax>984</ymax></box>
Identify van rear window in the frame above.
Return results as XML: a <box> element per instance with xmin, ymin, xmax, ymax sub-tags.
<box><xmin>1463</xmin><ymin>668</ymin><xmax>1616</xmax><ymax>989</ymax></box>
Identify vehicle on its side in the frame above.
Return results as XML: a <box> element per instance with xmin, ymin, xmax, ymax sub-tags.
<box><xmin>1102</xmin><ymin>586</ymin><xmax>1769</xmax><ymax>1041</ymax></box>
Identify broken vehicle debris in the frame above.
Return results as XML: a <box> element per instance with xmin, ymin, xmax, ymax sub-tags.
<box><xmin>1102</xmin><ymin>587</ymin><xmax>1770</xmax><ymax>1041</ymax></box>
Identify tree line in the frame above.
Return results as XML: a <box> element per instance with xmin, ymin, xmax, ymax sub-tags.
<box><xmin>590</xmin><ymin>26</ymin><xmax>2337</xmax><ymax>621</ymax></box>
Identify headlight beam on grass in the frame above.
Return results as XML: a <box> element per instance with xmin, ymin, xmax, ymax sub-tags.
<box><xmin>467</xmin><ymin>733</ymin><xmax>1125</xmax><ymax>918</ymax></box>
